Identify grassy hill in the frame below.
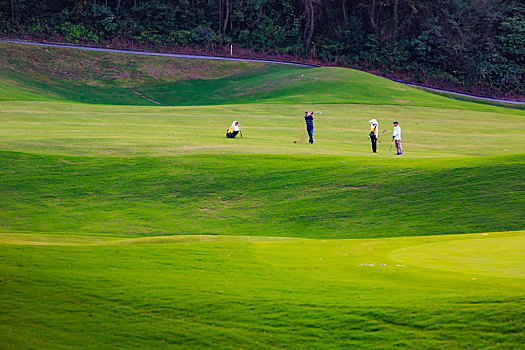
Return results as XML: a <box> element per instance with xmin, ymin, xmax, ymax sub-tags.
<box><xmin>2</xmin><ymin>42</ymin><xmax>522</xmax><ymax>111</ymax></box>
<box><xmin>0</xmin><ymin>42</ymin><xmax>524</xmax><ymax>349</ymax></box>
<box><xmin>1</xmin><ymin>151</ymin><xmax>524</xmax><ymax>239</ymax></box>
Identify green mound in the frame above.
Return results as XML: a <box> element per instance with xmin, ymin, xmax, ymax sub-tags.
<box><xmin>0</xmin><ymin>42</ymin><xmax>280</xmax><ymax>105</ymax></box>
<box><xmin>2</xmin><ymin>42</ymin><xmax>520</xmax><ymax>112</ymax></box>
<box><xmin>1</xmin><ymin>151</ymin><xmax>523</xmax><ymax>239</ymax></box>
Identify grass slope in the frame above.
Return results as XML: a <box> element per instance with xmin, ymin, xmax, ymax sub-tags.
<box><xmin>2</xmin><ymin>42</ymin><xmax>523</xmax><ymax>113</ymax></box>
<box><xmin>1</xmin><ymin>151</ymin><xmax>524</xmax><ymax>238</ymax></box>
<box><xmin>0</xmin><ymin>42</ymin><xmax>286</xmax><ymax>105</ymax></box>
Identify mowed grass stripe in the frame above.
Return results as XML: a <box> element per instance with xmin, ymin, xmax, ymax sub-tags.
<box><xmin>1</xmin><ymin>230</ymin><xmax>523</xmax><ymax>280</ymax></box>
<box><xmin>1</xmin><ymin>102</ymin><xmax>524</xmax><ymax>157</ymax></box>
<box><xmin>0</xmin><ymin>232</ymin><xmax>294</xmax><ymax>246</ymax></box>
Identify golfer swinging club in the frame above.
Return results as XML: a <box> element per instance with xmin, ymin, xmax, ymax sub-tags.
<box><xmin>304</xmin><ymin>111</ymin><xmax>314</xmax><ymax>144</ymax></box>
<box><xmin>369</xmin><ymin>119</ymin><xmax>379</xmax><ymax>153</ymax></box>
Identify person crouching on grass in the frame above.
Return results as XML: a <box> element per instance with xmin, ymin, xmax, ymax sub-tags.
<box><xmin>392</xmin><ymin>121</ymin><xmax>402</xmax><ymax>155</ymax></box>
<box><xmin>304</xmin><ymin>111</ymin><xmax>314</xmax><ymax>144</ymax></box>
<box><xmin>369</xmin><ymin>119</ymin><xmax>378</xmax><ymax>153</ymax></box>
<box><xmin>226</xmin><ymin>120</ymin><xmax>241</xmax><ymax>138</ymax></box>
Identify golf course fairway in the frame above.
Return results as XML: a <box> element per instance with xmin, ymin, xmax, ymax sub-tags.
<box><xmin>0</xmin><ymin>42</ymin><xmax>524</xmax><ymax>348</ymax></box>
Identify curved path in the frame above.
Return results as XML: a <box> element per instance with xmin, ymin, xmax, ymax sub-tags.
<box><xmin>389</xmin><ymin>79</ymin><xmax>525</xmax><ymax>105</ymax></box>
<box><xmin>1</xmin><ymin>38</ymin><xmax>524</xmax><ymax>105</ymax></box>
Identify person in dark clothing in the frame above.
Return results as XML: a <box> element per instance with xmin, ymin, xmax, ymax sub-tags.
<box><xmin>304</xmin><ymin>111</ymin><xmax>314</xmax><ymax>144</ymax></box>
<box><xmin>369</xmin><ymin>118</ymin><xmax>378</xmax><ymax>153</ymax></box>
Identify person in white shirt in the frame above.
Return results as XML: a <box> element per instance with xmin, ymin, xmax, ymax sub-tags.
<box><xmin>392</xmin><ymin>121</ymin><xmax>402</xmax><ymax>155</ymax></box>
<box><xmin>226</xmin><ymin>121</ymin><xmax>242</xmax><ymax>138</ymax></box>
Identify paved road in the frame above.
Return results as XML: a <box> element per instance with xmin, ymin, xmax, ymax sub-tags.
<box><xmin>1</xmin><ymin>38</ymin><xmax>523</xmax><ymax>105</ymax></box>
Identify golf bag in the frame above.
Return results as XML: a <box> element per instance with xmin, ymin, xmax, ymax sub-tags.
<box><xmin>226</xmin><ymin>127</ymin><xmax>239</xmax><ymax>138</ymax></box>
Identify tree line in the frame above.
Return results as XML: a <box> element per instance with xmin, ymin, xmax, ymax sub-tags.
<box><xmin>1</xmin><ymin>0</ymin><xmax>524</xmax><ymax>97</ymax></box>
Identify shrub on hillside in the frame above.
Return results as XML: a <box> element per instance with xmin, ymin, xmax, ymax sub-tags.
<box><xmin>57</xmin><ymin>22</ymin><xmax>99</xmax><ymax>44</ymax></box>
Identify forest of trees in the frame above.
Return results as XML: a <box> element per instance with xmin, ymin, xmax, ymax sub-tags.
<box><xmin>1</xmin><ymin>0</ymin><xmax>524</xmax><ymax>98</ymax></box>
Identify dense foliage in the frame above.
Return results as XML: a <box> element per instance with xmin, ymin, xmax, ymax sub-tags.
<box><xmin>1</xmin><ymin>0</ymin><xmax>524</xmax><ymax>97</ymax></box>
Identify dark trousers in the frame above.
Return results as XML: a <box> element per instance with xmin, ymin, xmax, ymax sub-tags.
<box><xmin>226</xmin><ymin>130</ymin><xmax>239</xmax><ymax>138</ymax></box>
<box><xmin>370</xmin><ymin>136</ymin><xmax>377</xmax><ymax>153</ymax></box>
<box><xmin>307</xmin><ymin>126</ymin><xmax>314</xmax><ymax>144</ymax></box>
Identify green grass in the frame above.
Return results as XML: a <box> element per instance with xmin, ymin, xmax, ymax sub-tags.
<box><xmin>0</xmin><ymin>42</ymin><xmax>524</xmax><ymax>349</ymax></box>
<box><xmin>0</xmin><ymin>42</ymin><xmax>275</xmax><ymax>105</ymax></box>
<box><xmin>1</xmin><ymin>42</ymin><xmax>523</xmax><ymax>114</ymax></box>
<box><xmin>0</xmin><ymin>231</ymin><xmax>523</xmax><ymax>349</ymax></box>
<box><xmin>1</xmin><ymin>102</ymin><xmax>523</xmax><ymax>157</ymax></box>
<box><xmin>1</xmin><ymin>152</ymin><xmax>524</xmax><ymax>238</ymax></box>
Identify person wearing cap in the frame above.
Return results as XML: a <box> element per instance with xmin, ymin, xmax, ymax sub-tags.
<box><xmin>368</xmin><ymin>119</ymin><xmax>378</xmax><ymax>153</ymax></box>
<box><xmin>226</xmin><ymin>120</ymin><xmax>241</xmax><ymax>138</ymax></box>
<box><xmin>304</xmin><ymin>111</ymin><xmax>314</xmax><ymax>144</ymax></box>
<box><xmin>392</xmin><ymin>121</ymin><xmax>402</xmax><ymax>155</ymax></box>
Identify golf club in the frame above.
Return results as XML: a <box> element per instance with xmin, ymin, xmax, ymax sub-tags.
<box><xmin>377</xmin><ymin>129</ymin><xmax>387</xmax><ymax>144</ymax></box>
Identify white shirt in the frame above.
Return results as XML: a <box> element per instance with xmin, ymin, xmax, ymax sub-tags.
<box><xmin>393</xmin><ymin>125</ymin><xmax>401</xmax><ymax>140</ymax></box>
<box><xmin>231</xmin><ymin>121</ymin><xmax>240</xmax><ymax>132</ymax></box>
